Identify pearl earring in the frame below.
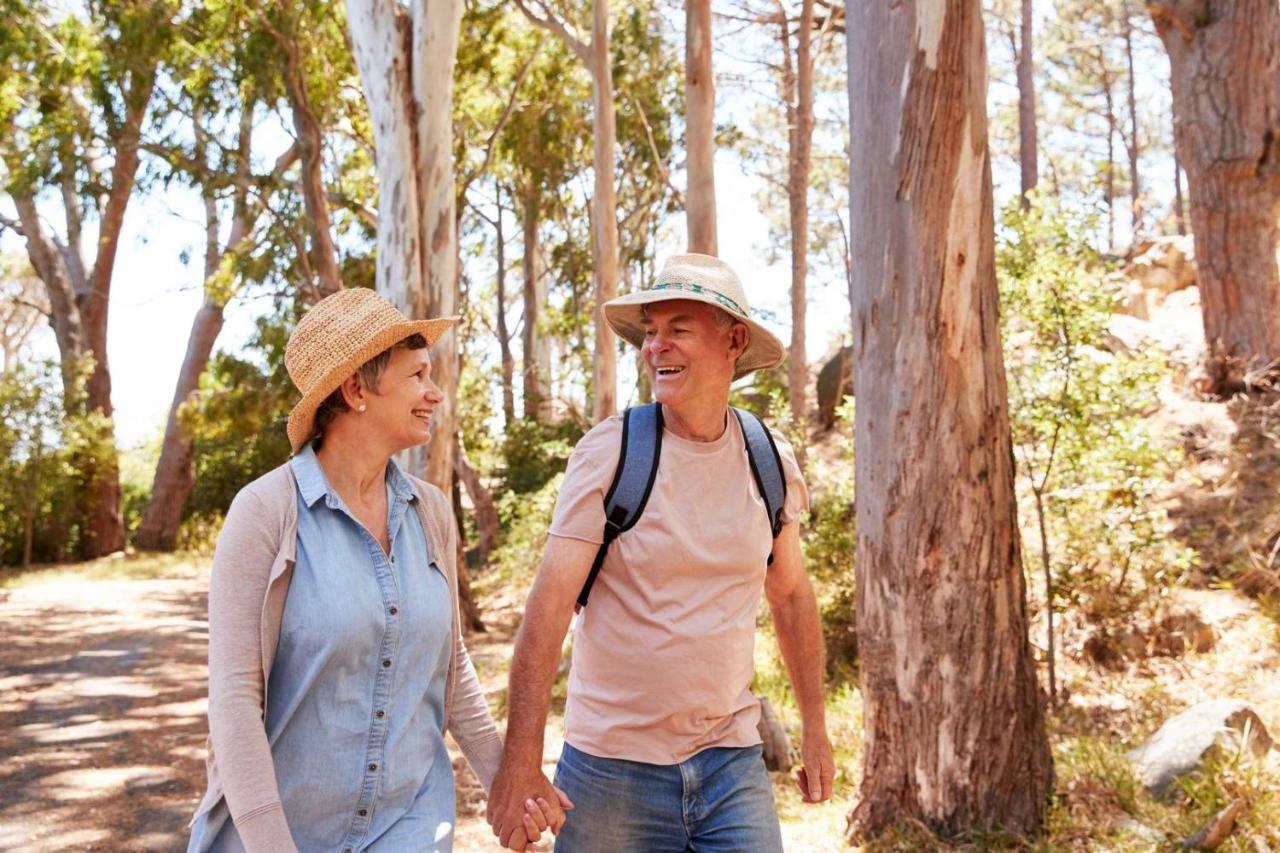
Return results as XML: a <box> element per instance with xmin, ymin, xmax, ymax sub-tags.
<box><xmin>358</xmin><ymin>404</ymin><xmax>366</xmax><ymax>412</ymax></box>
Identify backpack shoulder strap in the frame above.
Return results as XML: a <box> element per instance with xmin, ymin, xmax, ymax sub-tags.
<box><xmin>733</xmin><ymin>407</ymin><xmax>788</xmax><ymax>562</ymax></box>
<box><xmin>576</xmin><ymin>403</ymin><xmax>664</xmax><ymax>611</ymax></box>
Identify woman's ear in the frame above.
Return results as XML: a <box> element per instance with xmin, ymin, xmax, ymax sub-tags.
<box><xmin>339</xmin><ymin>373</ymin><xmax>366</xmax><ymax>412</ymax></box>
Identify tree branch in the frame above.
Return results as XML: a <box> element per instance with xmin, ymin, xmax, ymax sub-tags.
<box><xmin>512</xmin><ymin>0</ymin><xmax>590</xmax><ymax>65</ymax></box>
<box><xmin>458</xmin><ymin>35</ymin><xmax>545</xmax><ymax>205</ymax></box>
<box><xmin>626</xmin><ymin>93</ymin><xmax>685</xmax><ymax>208</ymax></box>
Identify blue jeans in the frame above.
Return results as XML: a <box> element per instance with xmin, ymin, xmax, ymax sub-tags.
<box><xmin>552</xmin><ymin>743</ymin><xmax>784</xmax><ymax>853</ymax></box>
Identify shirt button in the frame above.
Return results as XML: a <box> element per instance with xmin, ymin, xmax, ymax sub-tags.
<box><xmin>390</xmin><ymin>555</ymin><xmax>395</xmax><ymax>563</ymax></box>
<box><xmin>389</xmin><ymin>606</ymin><xmax>398</xmax><ymax>616</ymax></box>
<box><xmin>382</xmin><ymin>659</ymin><xmax>391</xmax><ymax>668</ymax></box>
<box><xmin>376</xmin><ymin>709</ymin><xmax>385</xmax><ymax>718</ymax></box>
<box><xmin>368</xmin><ymin>763</ymin><xmax>378</xmax><ymax>772</ymax></box>
<box><xmin>344</xmin><ymin>849</ymin><xmax>352</xmax><ymax>853</ymax></box>
<box><xmin>358</xmin><ymin>809</ymin><xmax>368</xmax><ymax>817</ymax></box>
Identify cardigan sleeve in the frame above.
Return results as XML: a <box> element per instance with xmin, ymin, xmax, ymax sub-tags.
<box><xmin>206</xmin><ymin>487</ymin><xmax>299</xmax><ymax>853</ymax></box>
<box><xmin>427</xmin><ymin>487</ymin><xmax>504</xmax><ymax>791</ymax></box>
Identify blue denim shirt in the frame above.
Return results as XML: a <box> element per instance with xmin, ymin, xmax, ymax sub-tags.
<box><xmin>190</xmin><ymin>444</ymin><xmax>455</xmax><ymax>852</ymax></box>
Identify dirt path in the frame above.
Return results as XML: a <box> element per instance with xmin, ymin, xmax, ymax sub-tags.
<box><xmin>0</xmin><ymin>568</ymin><xmax>846</xmax><ymax>852</ymax></box>
<box><xmin>0</xmin><ymin>577</ymin><xmax>210</xmax><ymax>851</ymax></box>
<box><xmin>0</xmin><ymin>573</ymin><xmax>597</xmax><ymax>853</ymax></box>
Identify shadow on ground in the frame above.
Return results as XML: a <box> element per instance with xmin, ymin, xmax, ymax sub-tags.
<box><xmin>0</xmin><ymin>578</ymin><xmax>210</xmax><ymax>851</ymax></box>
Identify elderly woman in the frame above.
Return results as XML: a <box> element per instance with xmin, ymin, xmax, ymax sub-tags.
<box><xmin>187</xmin><ymin>289</ymin><xmax>565</xmax><ymax>852</ymax></box>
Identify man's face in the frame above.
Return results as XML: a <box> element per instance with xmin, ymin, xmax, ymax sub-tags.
<box><xmin>363</xmin><ymin>347</ymin><xmax>444</xmax><ymax>451</ymax></box>
<box><xmin>639</xmin><ymin>299</ymin><xmax>745</xmax><ymax>408</ymax></box>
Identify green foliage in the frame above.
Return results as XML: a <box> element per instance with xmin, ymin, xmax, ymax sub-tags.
<box><xmin>483</xmin><ymin>471</ymin><xmax>566</xmax><ymax>598</ymax></box>
<box><xmin>181</xmin><ymin>315</ymin><xmax>294</xmax><ymax>522</ymax></box>
<box><xmin>805</xmin><ymin>398</ymin><xmax>857</xmax><ymax>680</ymax></box>
<box><xmin>499</xmin><ymin>418</ymin><xmax>583</xmax><ymax>496</ymax></box>
<box><xmin>0</xmin><ymin>358</ymin><xmax>114</xmax><ymax>566</ymax></box>
<box><xmin>999</xmin><ymin>197</ymin><xmax>1189</xmax><ymax>626</ymax></box>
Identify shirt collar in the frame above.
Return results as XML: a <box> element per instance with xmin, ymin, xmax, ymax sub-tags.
<box><xmin>291</xmin><ymin>441</ymin><xmax>418</xmax><ymax>508</ymax></box>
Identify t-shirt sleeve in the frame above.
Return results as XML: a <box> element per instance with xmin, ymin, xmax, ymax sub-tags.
<box><xmin>770</xmin><ymin>427</ymin><xmax>810</xmax><ymax>525</ymax></box>
<box><xmin>547</xmin><ymin>418</ymin><xmax>622</xmax><ymax>545</ymax></box>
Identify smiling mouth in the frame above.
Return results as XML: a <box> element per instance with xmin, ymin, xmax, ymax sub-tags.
<box><xmin>655</xmin><ymin>366</ymin><xmax>686</xmax><ymax>376</ymax></box>
<box><xmin>413</xmin><ymin>410</ymin><xmax>433</xmax><ymax>422</ymax></box>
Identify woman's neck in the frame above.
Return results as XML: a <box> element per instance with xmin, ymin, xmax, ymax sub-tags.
<box><xmin>314</xmin><ymin>428</ymin><xmax>392</xmax><ymax>504</ymax></box>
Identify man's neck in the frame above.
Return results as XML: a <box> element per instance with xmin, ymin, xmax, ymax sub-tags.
<box><xmin>661</xmin><ymin>400</ymin><xmax>729</xmax><ymax>442</ymax></box>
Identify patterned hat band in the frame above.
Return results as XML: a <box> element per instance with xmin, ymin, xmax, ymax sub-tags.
<box><xmin>650</xmin><ymin>281</ymin><xmax>749</xmax><ymax>318</ymax></box>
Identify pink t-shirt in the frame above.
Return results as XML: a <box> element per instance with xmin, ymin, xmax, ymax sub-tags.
<box><xmin>548</xmin><ymin>410</ymin><xmax>809</xmax><ymax>765</ymax></box>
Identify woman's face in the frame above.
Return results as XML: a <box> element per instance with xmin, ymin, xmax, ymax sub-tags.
<box><xmin>362</xmin><ymin>347</ymin><xmax>444</xmax><ymax>451</ymax></box>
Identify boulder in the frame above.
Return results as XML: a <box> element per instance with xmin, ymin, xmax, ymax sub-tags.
<box><xmin>1126</xmin><ymin>699</ymin><xmax>1273</xmax><ymax>797</ymax></box>
<box><xmin>1126</xmin><ymin>235</ymin><xmax>1197</xmax><ymax>295</ymax></box>
<box><xmin>815</xmin><ymin>345</ymin><xmax>853</xmax><ymax>430</ymax></box>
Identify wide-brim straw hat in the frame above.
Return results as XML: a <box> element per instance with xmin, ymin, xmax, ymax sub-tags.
<box><xmin>602</xmin><ymin>253</ymin><xmax>785</xmax><ymax>380</ymax></box>
<box><xmin>284</xmin><ymin>288</ymin><xmax>457</xmax><ymax>452</ymax></box>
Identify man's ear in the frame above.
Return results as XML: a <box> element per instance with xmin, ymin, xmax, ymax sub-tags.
<box><xmin>729</xmin><ymin>322</ymin><xmax>749</xmax><ymax>358</ymax></box>
<box><xmin>338</xmin><ymin>372</ymin><xmax>366</xmax><ymax>411</ymax></box>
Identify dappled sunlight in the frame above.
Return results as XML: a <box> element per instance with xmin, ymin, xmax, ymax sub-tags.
<box><xmin>0</xmin><ymin>571</ymin><xmax>210</xmax><ymax>849</ymax></box>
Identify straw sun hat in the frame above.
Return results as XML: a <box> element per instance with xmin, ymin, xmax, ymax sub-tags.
<box><xmin>284</xmin><ymin>288</ymin><xmax>457</xmax><ymax>452</ymax></box>
<box><xmin>602</xmin><ymin>253</ymin><xmax>785</xmax><ymax>379</ymax></box>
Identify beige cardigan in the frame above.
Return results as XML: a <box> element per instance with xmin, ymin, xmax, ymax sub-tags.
<box><xmin>189</xmin><ymin>462</ymin><xmax>503</xmax><ymax>852</ymax></box>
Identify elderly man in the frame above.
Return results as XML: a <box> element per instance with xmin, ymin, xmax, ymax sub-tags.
<box><xmin>488</xmin><ymin>254</ymin><xmax>834</xmax><ymax>852</ymax></box>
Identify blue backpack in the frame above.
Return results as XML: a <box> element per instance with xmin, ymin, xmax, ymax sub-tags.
<box><xmin>575</xmin><ymin>403</ymin><xmax>788</xmax><ymax>611</ymax></box>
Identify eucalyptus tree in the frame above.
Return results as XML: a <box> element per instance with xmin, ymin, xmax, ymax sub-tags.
<box><xmin>512</xmin><ymin>0</ymin><xmax>620</xmax><ymax>422</ymax></box>
<box><xmin>845</xmin><ymin>0</ymin><xmax>1052</xmax><ymax>839</ymax></box>
<box><xmin>1150</xmin><ymin>0</ymin><xmax>1280</xmax><ymax>390</ymax></box>
<box><xmin>0</xmin><ymin>0</ymin><xmax>178</xmax><ymax>557</ymax></box>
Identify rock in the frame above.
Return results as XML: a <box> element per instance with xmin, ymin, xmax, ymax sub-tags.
<box><xmin>1152</xmin><ymin>612</ymin><xmax>1216</xmax><ymax>656</ymax></box>
<box><xmin>1126</xmin><ymin>699</ymin><xmax>1273</xmax><ymax>797</ymax></box>
<box><xmin>1126</xmin><ymin>235</ymin><xmax>1197</xmax><ymax>296</ymax></box>
<box><xmin>1177</xmin><ymin>798</ymin><xmax>1246</xmax><ymax>850</ymax></box>
<box><xmin>815</xmin><ymin>346</ymin><xmax>853</xmax><ymax>430</ymax></box>
<box><xmin>756</xmin><ymin>695</ymin><xmax>793</xmax><ymax>772</ymax></box>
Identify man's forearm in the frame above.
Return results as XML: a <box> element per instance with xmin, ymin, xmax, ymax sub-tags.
<box><xmin>502</xmin><ymin>579</ymin><xmax>575</xmax><ymax>768</ymax></box>
<box><xmin>770</xmin><ymin>581</ymin><xmax>827</xmax><ymax>730</ymax></box>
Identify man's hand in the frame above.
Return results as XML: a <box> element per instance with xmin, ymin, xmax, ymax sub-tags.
<box><xmin>794</xmin><ymin>728</ymin><xmax>835</xmax><ymax>803</ymax></box>
<box><xmin>487</xmin><ymin>760</ymin><xmax>573</xmax><ymax>850</ymax></box>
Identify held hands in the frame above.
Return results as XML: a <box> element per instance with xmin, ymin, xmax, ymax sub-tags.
<box><xmin>794</xmin><ymin>729</ymin><xmax>835</xmax><ymax>804</ymax></box>
<box><xmin>487</xmin><ymin>761</ymin><xmax>574</xmax><ymax>851</ymax></box>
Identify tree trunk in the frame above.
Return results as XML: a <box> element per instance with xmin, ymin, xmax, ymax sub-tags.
<box><xmin>415</xmin><ymin>0</ymin><xmax>463</xmax><ymax>493</ymax></box>
<box><xmin>1150</xmin><ymin>0</ymin><xmax>1280</xmax><ymax>386</ymax></box>
<box><xmin>450</xmin><ymin>474</ymin><xmax>485</xmax><ymax>632</ymax></box>
<box><xmin>454</xmin><ymin>434</ymin><xmax>499</xmax><ymax>566</ymax></box>
<box><xmin>520</xmin><ymin>198</ymin><xmax>553</xmax><ymax>421</ymax></box>
<box><xmin>784</xmin><ymin>0</ymin><xmax>816</xmax><ymax>427</ymax></box>
<box><xmin>1017</xmin><ymin>0</ymin><xmax>1038</xmax><ymax>206</ymax></box>
<box><xmin>1123</xmin><ymin>4</ymin><xmax>1142</xmax><ymax>237</ymax></box>
<box><xmin>346</xmin><ymin>0</ymin><xmax>465</xmax><ymax>489</ymax></box>
<box><xmin>590</xmin><ymin>0</ymin><xmax>619</xmax><ymax>422</ymax></box>
<box><xmin>135</xmin><ymin>298</ymin><xmax>225</xmax><ymax>550</ymax></box>
<box><xmin>494</xmin><ymin>193</ymin><xmax>516</xmax><ymax>427</ymax></box>
<box><xmin>281</xmin><ymin>33</ymin><xmax>343</xmax><ymax>299</ymax></box>
<box><xmin>685</xmin><ymin>0</ymin><xmax>717</xmax><ymax>255</ymax></box>
<box><xmin>1173</xmin><ymin>156</ymin><xmax>1186</xmax><ymax>236</ymax></box>
<box><xmin>1104</xmin><ymin>77</ymin><xmax>1117</xmax><ymax>252</ymax></box>
<box><xmin>845</xmin><ymin>0</ymin><xmax>1053</xmax><ymax>840</ymax></box>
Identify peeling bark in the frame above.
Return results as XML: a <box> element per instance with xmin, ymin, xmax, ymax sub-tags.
<box><xmin>845</xmin><ymin>0</ymin><xmax>1053</xmax><ymax>839</ymax></box>
<box><xmin>346</xmin><ymin>0</ymin><xmax>465</xmax><ymax>494</ymax></box>
<box><xmin>1149</xmin><ymin>0</ymin><xmax>1280</xmax><ymax>388</ymax></box>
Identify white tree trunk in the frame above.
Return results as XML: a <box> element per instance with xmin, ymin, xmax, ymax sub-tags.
<box><xmin>347</xmin><ymin>0</ymin><xmax>463</xmax><ymax>493</ymax></box>
<box><xmin>685</xmin><ymin>0</ymin><xmax>717</xmax><ymax>255</ymax></box>
<box><xmin>414</xmin><ymin>0</ymin><xmax>464</xmax><ymax>490</ymax></box>
<box><xmin>590</xmin><ymin>0</ymin><xmax>619</xmax><ymax>422</ymax></box>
